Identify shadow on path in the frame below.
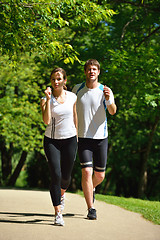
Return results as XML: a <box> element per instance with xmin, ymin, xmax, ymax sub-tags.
<box><xmin>0</xmin><ymin>212</ymin><xmax>83</xmax><ymax>225</ymax></box>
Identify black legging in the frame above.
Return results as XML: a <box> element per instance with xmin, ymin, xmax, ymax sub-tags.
<box><xmin>44</xmin><ymin>135</ymin><xmax>77</xmax><ymax>206</ymax></box>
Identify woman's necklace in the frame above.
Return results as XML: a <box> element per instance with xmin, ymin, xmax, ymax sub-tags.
<box><xmin>53</xmin><ymin>91</ymin><xmax>66</xmax><ymax>104</ymax></box>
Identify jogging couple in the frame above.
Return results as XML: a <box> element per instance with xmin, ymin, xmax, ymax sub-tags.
<box><xmin>40</xmin><ymin>59</ymin><xmax>117</xmax><ymax>226</ymax></box>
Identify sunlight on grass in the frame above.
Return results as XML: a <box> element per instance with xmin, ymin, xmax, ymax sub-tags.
<box><xmin>77</xmin><ymin>191</ymin><xmax>160</xmax><ymax>225</ymax></box>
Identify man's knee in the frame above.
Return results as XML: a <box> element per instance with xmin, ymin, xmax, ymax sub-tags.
<box><xmin>82</xmin><ymin>167</ymin><xmax>93</xmax><ymax>180</ymax></box>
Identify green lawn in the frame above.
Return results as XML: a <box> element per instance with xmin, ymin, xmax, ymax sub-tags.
<box><xmin>78</xmin><ymin>191</ymin><xmax>160</xmax><ymax>225</ymax></box>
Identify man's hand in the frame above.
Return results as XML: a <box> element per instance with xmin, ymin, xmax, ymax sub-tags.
<box><xmin>103</xmin><ymin>85</ymin><xmax>110</xmax><ymax>101</ymax></box>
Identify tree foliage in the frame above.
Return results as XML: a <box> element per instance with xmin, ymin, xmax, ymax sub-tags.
<box><xmin>0</xmin><ymin>0</ymin><xmax>160</xmax><ymax>199</ymax></box>
<box><xmin>0</xmin><ymin>0</ymin><xmax>114</xmax><ymax>62</ymax></box>
<box><xmin>0</xmin><ymin>0</ymin><xmax>114</xmax><ymax>185</ymax></box>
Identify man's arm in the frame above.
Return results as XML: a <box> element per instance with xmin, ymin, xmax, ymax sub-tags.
<box><xmin>106</xmin><ymin>103</ymin><xmax>117</xmax><ymax>115</ymax></box>
<box><xmin>103</xmin><ymin>85</ymin><xmax>117</xmax><ymax>115</ymax></box>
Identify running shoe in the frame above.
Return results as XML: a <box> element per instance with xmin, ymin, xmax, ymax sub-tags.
<box><xmin>87</xmin><ymin>208</ymin><xmax>97</xmax><ymax>220</ymax></box>
<box><xmin>54</xmin><ymin>212</ymin><xmax>65</xmax><ymax>226</ymax></box>
<box><xmin>60</xmin><ymin>194</ymin><xmax>65</xmax><ymax>212</ymax></box>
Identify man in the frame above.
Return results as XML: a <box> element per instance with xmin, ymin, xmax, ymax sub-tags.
<box><xmin>72</xmin><ymin>59</ymin><xmax>117</xmax><ymax>220</ymax></box>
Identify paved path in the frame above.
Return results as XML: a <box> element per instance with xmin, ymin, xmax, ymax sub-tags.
<box><xmin>0</xmin><ymin>189</ymin><xmax>160</xmax><ymax>240</ymax></box>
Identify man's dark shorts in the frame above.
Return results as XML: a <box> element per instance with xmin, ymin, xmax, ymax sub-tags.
<box><xmin>78</xmin><ymin>137</ymin><xmax>108</xmax><ymax>172</ymax></box>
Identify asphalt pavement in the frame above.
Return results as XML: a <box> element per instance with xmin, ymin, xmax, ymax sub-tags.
<box><xmin>0</xmin><ymin>189</ymin><xmax>160</xmax><ymax>240</ymax></box>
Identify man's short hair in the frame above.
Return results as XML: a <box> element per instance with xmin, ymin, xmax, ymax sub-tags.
<box><xmin>84</xmin><ymin>59</ymin><xmax>100</xmax><ymax>71</ymax></box>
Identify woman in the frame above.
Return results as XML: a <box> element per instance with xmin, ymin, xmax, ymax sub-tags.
<box><xmin>40</xmin><ymin>68</ymin><xmax>77</xmax><ymax>226</ymax></box>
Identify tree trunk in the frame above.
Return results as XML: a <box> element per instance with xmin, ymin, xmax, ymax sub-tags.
<box><xmin>8</xmin><ymin>151</ymin><xmax>28</xmax><ymax>186</ymax></box>
<box><xmin>1</xmin><ymin>140</ymin><xmax>13</xmax><ymax>183</ymax></box>
<box><xmin>138</xmin><ymin>116</ymin><xmax>159</xmax><ymax>198</ymax></box>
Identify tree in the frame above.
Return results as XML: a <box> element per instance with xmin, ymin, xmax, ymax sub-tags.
<box><xmin>105</xmin><ymin>0</ymin><xmax>160</xmax><ymax>198</ymax></box>
<box><xmin>0</xmin><ymin>0</ymin><xmax>114</xmax><ymax>62</ymax></box>
<box><xmin>64</xmin><ymin>0</ymin><xmax>160</xmax><ymax>198</ymax></box>
<box><xmin>0</xmin><ymin>0</ymin><xmax>115</xmax><ymax>185</ymax></box>
<box><xmin>0</xmin><ymin>0</ymin><xmax>159</xmax><ymax>199</ymax></box>
<box><xmin>0</xmin><ymin>54</ymin><xmax>45</xmax><ymax>184</ymax></box>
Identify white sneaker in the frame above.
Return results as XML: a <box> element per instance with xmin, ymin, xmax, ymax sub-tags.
<box><xmin>54</xmin><ymin>212</ymin><xmax>64</xmax><ymax>226</ymax></box>
<box><xmin>60</xmin><ymin>194</ymin><xmax>65</xmax><ymax>212</ymax></box>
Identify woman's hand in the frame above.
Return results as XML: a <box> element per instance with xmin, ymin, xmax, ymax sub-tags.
<box><xmin>44</xmin><ymin>87</ymin><xmax>52</xmax><ymax>101</ymax></box>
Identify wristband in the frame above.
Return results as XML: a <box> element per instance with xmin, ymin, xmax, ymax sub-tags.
<box><xmin>105</xmin><ymin>98</ymin><xmax>113</xmax><ymax>106</ymax></box>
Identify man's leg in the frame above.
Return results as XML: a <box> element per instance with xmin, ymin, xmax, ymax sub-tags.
<box><xmin>82</xmin><ymin>167</ymin><xmax>97</xmax><ymax>220</ymax></box>
<box><xmin>92</xmin><ymin>138</ymin><xmax>108</xmax><ymax>193</ymax></box>
<box><xmin>78</xmin><ymin>138</ymin><xmax>97</xmax><ymax>219</ymax></box>
<box><xmin>81</xmin><ymin>167</ymin><xmax>93</xmax><ymax>209</ymax></box>
<box><xmin>93</xmin><ymin>171</ymin><xmax>105</xmax><ymax>189</ymax></box>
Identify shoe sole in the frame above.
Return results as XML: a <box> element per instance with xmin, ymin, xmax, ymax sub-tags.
<box><xmin>54</xmin><ymin>223</ymin><xmax>65</xmax><ymax>226</ymax></box>
<box><xmin>87</xmin><ymin>216</ymin><xmax>97</xmax><ymax>220</ymax></box>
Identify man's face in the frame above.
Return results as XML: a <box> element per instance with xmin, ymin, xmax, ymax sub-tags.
<box><xmin>84</xmin><ymin>65</ymin><xmax>100</xmax><ymax>82</ymax></box>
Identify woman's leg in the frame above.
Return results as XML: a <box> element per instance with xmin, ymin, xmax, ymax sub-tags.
<box><xmin>43</xmin><ymin>136</ymin><xmax>61</xmax><ymax>214</ymax></box>
<box><xmin>61</xmin><ymin>136</ymin><xmax>77</xmax><ymax>191</ymax></box>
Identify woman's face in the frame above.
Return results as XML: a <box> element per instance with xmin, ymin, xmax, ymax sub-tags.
<box><xmin>50</xmin><ymin>71</ymin><xmax>67</xmax><ymax>90</ymax></box>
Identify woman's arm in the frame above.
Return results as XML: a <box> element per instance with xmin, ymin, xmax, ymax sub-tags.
<box><xmin>73</xmin><ymin>102</ymin><xmax>78</xmax><ymax>136</ymax></box>
<box><xmin>40</xmin><ymin>87</ymin><xmax>51</xmax><ymax>125</ymax></box>
<box><xmin>40</xmin><ymin>98</ymin><xmax>51</xmax><ymax>125</ymax></box>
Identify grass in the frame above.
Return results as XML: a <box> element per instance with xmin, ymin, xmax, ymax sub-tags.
<box><xmin>78</xmin><ymin>191</ymin><xmax>160</xmax><ymax>225</ymax></box>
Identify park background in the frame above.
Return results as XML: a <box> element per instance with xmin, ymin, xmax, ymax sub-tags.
<box><xmin>0</xmin><ymin>0</ymin><xmax>159</xmax><ymax>201</ymax></box>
